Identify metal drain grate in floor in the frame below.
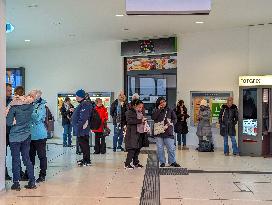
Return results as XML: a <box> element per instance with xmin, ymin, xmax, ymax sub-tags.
<box><xmin>139</xmin><ymin>151</ymin><xmax>160</xmax><ymax>205</ymax></box>
<box><xmin>159</xmin><ymin>168</ymin><xmax>189</xmax><ymax>175</ymax></box>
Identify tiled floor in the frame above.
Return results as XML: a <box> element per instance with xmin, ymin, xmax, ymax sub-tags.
<box><xmin>2</xmin><ymin>138</ymin><xmax>272</xmax><ymax>205</ymax></box>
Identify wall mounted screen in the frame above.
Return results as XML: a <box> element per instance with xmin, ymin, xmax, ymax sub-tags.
<box><xmin>126</xmin><ymin>0</ymin><xmax>211</xmax><ymax>15</ymax></box>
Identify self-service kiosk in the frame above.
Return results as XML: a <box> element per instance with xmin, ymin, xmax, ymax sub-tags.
<box><xmin>238</xmin><ymin>76</ymin><xmax>272</xmax><ymax>157</ymax></box>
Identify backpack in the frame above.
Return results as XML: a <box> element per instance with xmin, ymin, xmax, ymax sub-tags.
<box><xmin>90</xmin><ymin>109</ymin><xmax>102</xmax><ymax>130</ymax></box>
<box><xmin>198</xmin><ymin>140</ymin><xmax>213</xmax><ymax>152</ymax></box>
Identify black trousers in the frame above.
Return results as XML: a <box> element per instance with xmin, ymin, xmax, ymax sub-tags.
<box><xmin>125</xmin><ymin>148</ymin><xmax>140</xmax><ymax>166</ymax></box>
<box><xmin>29</xmin><ymin>139</ymin><xmax>47</xmax><ymax>177</ymax></box>
<box><xmin>94</xmin><ymin>132</ymin><xmax>106</xmax><ymax>154</ymax></box>
<box><xmin>78</xmin><ymin>136</ymin><xmax>90</xmax><ymax>163</ymax></box>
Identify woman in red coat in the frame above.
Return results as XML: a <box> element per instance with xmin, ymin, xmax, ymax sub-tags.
<box><xmin>92</xmin><ymin>98</ymin><xmax>108</xmax><ymax>154</ymax></box>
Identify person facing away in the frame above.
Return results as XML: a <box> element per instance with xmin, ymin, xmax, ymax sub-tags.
<box><xmin>174</xmin><ymin>100</ymin><xmax>190</xmax><ymax>150</ymax></box>
<box><xmin>196</xmin><ymin>99</ymin><xmax>213</xmax><ymax>150</ymax></box>
<box><xmin>219</xmin><ymin>97</ymin><xmax>239</xmax><ymax>156</ymax></box>
<box><xmin>152</xmin><ymin>97</ymin><xmax>180</xmax><ymax>168</ymax></box>
<box><xmin>6</xmin><ymin>86</ymin><xmax>37</xmax><ymax>191</ymax></box>
<box><xmin>110</xmin><ymin>91</ymin><xmax>128</xmax><ymax>152</ymax></box>
<box><xmin>71</xmin><ymin>89</ymin><xmax>92</xmax><ymax>167</ymax></box>
<box><xmin>60</xmin><ymin>96</ymin><xmax>74</xmax><ymax>147</ymax></box>
<box><xmin>5</xmin><ymin>83</ymin><xmax>13</xmax><ymax>180</ymax></box>
<box><xmin>124</xmin><ymin>99</ymin><xmax>146</xmax><ymax>170</ymax></box>
<box><xmin>92</xmin><ymin>98</ymin><xmax>109</xmax><ymax>154</ymax></box>
<box><xmin>28</xmin><ymin>90</ymin><xmax>48</xmax><ymax>183</ymax></box>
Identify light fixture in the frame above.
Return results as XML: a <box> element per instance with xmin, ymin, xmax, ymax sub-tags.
<box><xmin>6</xmin><ymin>22</ymin><xmax>15</xmax><ymax>33</ymax></box>
<box><xmin>25</xmin><ymin>40</ymin><xmax>31</xmax><ymax>42</ymax></box>
<box><xmin>195</xmin><ymin>21</ymin><xmax>204</xmax><ymax>24</ymax></box>
<box><xmin>116</xmin><ymin>14</ymin><xmax>124</xmax><ymax>17</ymax></box>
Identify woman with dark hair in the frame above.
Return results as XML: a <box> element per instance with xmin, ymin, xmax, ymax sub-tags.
<box><xmin>174</xmin><ymin>100</ymin><xmax>190</xmax><ymax>150</ymax></box>
<box><xmin>124</xmin><ymin>99</ymin><xmax>146</xmax><ymax>169</ymax></box>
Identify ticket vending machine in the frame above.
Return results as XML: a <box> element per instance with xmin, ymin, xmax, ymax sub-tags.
<box><xmin>238</xmin><ymin>76</ymin><xmax>272</xmax><ymax>157</ymax></box>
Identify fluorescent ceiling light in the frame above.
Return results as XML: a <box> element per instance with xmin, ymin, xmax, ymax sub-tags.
<box><xmin>116</xmin><ymin>14</ymin><xmax>124</xmax><ymax>17</ymax></box>
<box><xmin>195</xmin><ymin>21</ymin><xmax>204</xmax><ymax>24</ymax></box>
<box><xmin>25</xmin><ymin>40</ymin><xmax>31</xmax><ymax>42</ymax></box>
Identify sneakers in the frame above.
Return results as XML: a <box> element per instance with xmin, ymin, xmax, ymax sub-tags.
<box><xmin>84</xmin><ymin>161</ymin><xmax>92</xmax><ymax>166</ymax></box>
<box><xmin>160</xmin><ymin>163</ymin><xmax>166</xmax><ymax>168</ymax></box>
<box><xmin>170</xmin><ymin>162</ymin><xmax>181</xmax><ymax>167</ymax></box>
<box><xmin>11</xmin><ymin>182</ymin><xmax>21</xmax><ymax>191</ymax></box>
<box><xmin>24</xmin><ymin>183</ymin><xmax>37</xmax><ymax>189</ymax></box>
<box><xmin>78</xmin><ymin>160</ymin><xmax>91</xmax><ymax>167</ymax></box>
<box><xmin>124</xmin><ymin>164</ymin><xmax>134</xmax><ymax>170</ymax></box>
<box><xmin>113</xmin><ymin>147</ymin><xmax>117</xmax><ymax>152</ymax></box>
<box><xmin>36</xmin><ymin>176</ymin><xmax>45</xmax><ymax>183</ymax></box>
<box><xmin>134</xmin><ymin>164</ymin><xmax>144</xmax><ymax>168</ymax></box>
<box><xmin>224</xmin><ymin>153</ymin><xmax>230</xmax><ymax>156</ymax></box>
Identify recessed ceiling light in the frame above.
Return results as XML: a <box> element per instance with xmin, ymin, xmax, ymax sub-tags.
<box><xmin>124</xmin><ymin>28</ymin><xmax>129</xmax><ymax>31</ymax></box>
<box><xmin>195</xmin><ymin>21</ymin><xmax>204</xmax><ymax>24</ymax></box>
<box><xmin>28</xmin><ymin>4</ymin><xmax>38</xmax><ymax>8</ymax></box>
<box><xmin>116</xmin><ymin>14</ymin><xmax>124</xmax><ymax>17</ymax></box>
<box><xmin>25</xmin><ymin>40</ymin><xmax>31</xmax><ymax>42</ymax></box>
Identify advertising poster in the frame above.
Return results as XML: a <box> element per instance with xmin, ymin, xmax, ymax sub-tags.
<box><xmin>57</xmin><ymin>94</ymin><xmax>79</xmax><ymax>120</ymax></box>
<box><xmin>127</xmin><ymin>55</ymin><xmax>177</xmax><ymax>71</ymax></box>
<box><xmin>190</xmin><ymin>92</ymin><xmax>232</xmax><ymax>127</ymax></box>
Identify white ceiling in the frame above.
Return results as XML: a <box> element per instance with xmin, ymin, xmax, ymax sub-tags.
<box><xmin>6</xmin><ymin>0</ymin><xmax>272</xmax><ymax>49</ymax></box>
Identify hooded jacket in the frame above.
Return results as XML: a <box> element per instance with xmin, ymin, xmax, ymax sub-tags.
<box><xmin>6</xmin><ymin>96</ymin><xmax>34</xmax><ymax>143</ymax></box>
<box><xmin>30</xmin><ymin>98</ymin><xmax>48</xmax><ymax>140</ymax></box>
<box><xmin>219</xmin><ymin>104</ymin><xmax>238</xmax><ymax>136</ymax></box>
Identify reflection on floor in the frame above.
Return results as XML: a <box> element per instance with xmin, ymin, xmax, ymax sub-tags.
<box><xmin>2</xmin><ymin>138</ymin><xmax>272</xmax><ymax>205</ymax></box>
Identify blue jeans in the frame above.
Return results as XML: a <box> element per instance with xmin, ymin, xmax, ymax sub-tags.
<box><xmin>177</xmin><ymin>134</ymin><xmax>187</xmax><ymax>146</ymax></box>
<box><xmin>156</xmin><ymin>137</ymin><xmax>176</xmax><ymax>164</ymax></box>
<box><xmin>63</xmin><ymin>124</ymin><xmax>72</xmax><ymax>146</ymax></box>
<box><xmin>224</xmin><ymin>136</ymin><xmax>239</xmax><ymax>154</ymax></box>
<box><xmin>10</xmin><ymin>137</ymin><xmax>35</xmax><ymax>183</ymax></box>
<box><xmin>113</xmin><ymin>125</ymin><xmax>124</xmax><ymax>148</ymax></box>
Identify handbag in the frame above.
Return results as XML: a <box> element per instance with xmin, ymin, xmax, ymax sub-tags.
<box><xmin>154</xmin><ymin>110</ymin><xmax>168</xmax><ymax>135</ymax></box>
<box><xmin>103</xmin><ymin>122</ymin><xmax>111</xmax><ymax>137</ymax></box>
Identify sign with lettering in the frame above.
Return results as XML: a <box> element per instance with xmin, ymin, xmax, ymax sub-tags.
<box><xmin>239</xmin><ymin>76</ymin><xmax>272</xmax><ymax>86</ymax></box>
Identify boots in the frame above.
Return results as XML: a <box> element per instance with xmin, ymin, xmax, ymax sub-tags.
<box><xmin>178</xmin><ymin>145</ymin><xmax>182</xmax><ymax>150</ymax></box>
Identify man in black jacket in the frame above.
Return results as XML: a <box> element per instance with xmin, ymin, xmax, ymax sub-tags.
<box><xmin>219</xmin><ymin>97</ymin><xmax>239</xmax><ymax>156</ymax></box>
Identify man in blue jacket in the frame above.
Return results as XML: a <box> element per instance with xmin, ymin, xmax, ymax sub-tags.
<box><xmin>72</xmin><ymin>89</ymin><xmax>92</xmax><ymax>166</ymax></box>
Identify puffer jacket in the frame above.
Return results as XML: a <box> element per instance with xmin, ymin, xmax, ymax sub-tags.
<box><xmin>196</xmin><ymin>105</ymin><xmax>212</xmax><ymax>137</ymax></box>
<box><xmin>30</xmin><ymin>98</ymin><xmax>48</xmax><ymax>141</ymax></box>
<box><xmin>92</xmin><ymin>105</ymin><xmax>108</xmax><ymax>133</ymax></box>
<box><xmin>219</xmin><ymin>104</ymin><xmax>238</xmax><ymax>137</ymax></box>
<box><xmin>6</xmin><ymin>96</ymin><xmax>34</xmax><ymax>143</ymax></box>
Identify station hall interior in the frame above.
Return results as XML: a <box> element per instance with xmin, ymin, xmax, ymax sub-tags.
<box><xmin>1</xmin><ymin>0</ymin><xmax>272</xmax><ymax>205</ymax></box>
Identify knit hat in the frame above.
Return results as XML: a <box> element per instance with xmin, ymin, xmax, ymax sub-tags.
<box><xmin>76</xmin><ymin>89</ymin><xmax>86</xmax><ymax>99</ymax></box>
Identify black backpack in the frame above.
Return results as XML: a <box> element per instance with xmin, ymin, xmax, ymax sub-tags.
<box><xmin>198</xmin><ymin>140</ymin><xmax>214</xmax><ymax>152</ymax></box>
<box><xmin>90</xmin><ymin>109</ymin><xmax>102</xmax><ymax>130</ymax></box>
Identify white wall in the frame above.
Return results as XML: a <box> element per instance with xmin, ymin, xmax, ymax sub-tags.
<box><xmin>7</xmin><ymin>40</ymin><xmax>123</xmax><ymax>138</ymax></box>
<box><xmin>7</xmin><ymin>26</ymin><xmax>272</xmax><ymax>148</ymax></box>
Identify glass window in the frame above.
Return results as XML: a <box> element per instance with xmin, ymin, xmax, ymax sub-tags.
<box><xmin>243</xmin><ymin>88</ymin><xmax>257</xmax><ymax>119</ymax></box>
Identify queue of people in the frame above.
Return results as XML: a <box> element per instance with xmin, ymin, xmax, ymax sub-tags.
<box><xmin>5</xmin><ymin>84</ymin><xmax>240</xmax><ymax>191</ymax></box>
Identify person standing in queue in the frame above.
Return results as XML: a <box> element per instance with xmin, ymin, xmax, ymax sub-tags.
<box><xmin>92</xmin><ymin>98</ymin><xmax>108</xmax><ymax>154</ymax></box>
<box><xmin>72</xmin><ymin>89</ymin><xmax>92</xmax><ymax>166</ymax></box>
<box><xmin>110</xmin><ymin>91</ymin><xmax>128</xmax><ymax>152</ymax></box>
<box><xmin>174</xmin><ymin>100</ymin><xmax>190</xmax><ymax>150</ymax></box>
<box><xmin>124</xmin><ymin>99</ymin><xmax>146</xmax><ymax>169</ymax></box>
<box><xmin>60</xmin><ymin>97</ymin><xmax>74</xmax><ymax>147</ymax></box>
<box><xmin>6</xmin><ymin>86</ymin><xmax>36</xmax><ymax>191</ymax></box>
<box><xmin>5</xmin><ymin>83</ymin><xmax>13</xmax><ymax>180</ymax></box>
<box><xmin>219</xmin><ymin>97</ymin><xmax>239</xmax><ymax>156</ymax></box>
<box><xmin>28</xmin><ymin>90</ymin><xmax>48</xmax><ymax>183</ymax></box>
<box><xmin>152</xmin><ymin>97</ymin><xmax>181</xmax><ymax>168</ymax></box>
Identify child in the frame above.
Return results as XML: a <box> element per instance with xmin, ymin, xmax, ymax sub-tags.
<box><xmin>124</xmin><ymin>99</ymin><xmax>146</xmax><ymax>170</ymax></box>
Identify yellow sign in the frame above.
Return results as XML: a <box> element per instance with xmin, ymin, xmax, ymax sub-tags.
<box><xmin>239</xmin><ymin>75</ymin><xmax>272</xmax><ymax>86</ymax></box>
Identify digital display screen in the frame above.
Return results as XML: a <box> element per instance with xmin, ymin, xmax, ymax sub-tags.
<box><xmin>243</xmin><ymin>119</ymin><xmax>258</xmax><ymax>136</ymax></box>
<box><xmin>126</xmin><ymin>0</ymin><xmax>211</xmax><ymax>15</ymax></box>
<box><xmin>6</xmin><ymin>68</ymin><xmax>25</xmax><ymax>94</ymax></box>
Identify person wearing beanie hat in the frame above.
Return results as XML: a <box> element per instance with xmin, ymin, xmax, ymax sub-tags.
<box><xmin>72</xmin><ymin>89</ymin><xmax>93</xmax><ymax>166</ymax></box>
<box><xmin>152</xmin><ymin>97</ymin><xmax>181</xmax><ymax>168</ymax></box>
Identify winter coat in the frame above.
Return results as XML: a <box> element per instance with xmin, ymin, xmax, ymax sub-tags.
<box><xmin>30</xmin><ymin>99</ymin><xmax>48</xmax><ymax>141</ymax></box>
<box><xmin>196</xmin><ymin>105</ymin><xmax>212</xmax><ymax>137</ymax></box>
<box><xmin>92</xmin><ymin>105</ymin><xmax>108</xmax><ymax>133</ymax></box>
<box><xmin>174</xmin><ymin>106</ymin><xmax>189</xmax><ymax>134</ymax></box>
<box><xmin>60</xmin><ymin>103</ymin><xmax>74</xmax><ymax>126</ymax></box>
<box><xmin>219</xmin><ymin>104</ymin><xmax>238</xmax><ymax>137</ymax></box>
<box><xmin>125</xmin><ymin>109</ymin><xmax>143</xmax><ymax>150</ymax></box>
<box><xmin>6</xmin><ymin>96</ymin><xmax>34</xmax><ymax>143</ymax></box>
<box><xmin>110</xmin><ymin>99</ymin><xmax>128</xmax><ymax>127</ymax></box>
<box><xmin>152</xmin><ymin>107</ymin><xmax>177</xmax><ymax>139</ymax></box>
<box><xmin>71</xmin><ymin>99</ymin><xmax>92</xmax><ymax>137</ymax></box>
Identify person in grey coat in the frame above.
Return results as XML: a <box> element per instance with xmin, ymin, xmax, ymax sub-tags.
<box><xmin>196</xmin><ymin>99</ymin><xmax>213</xmax><ymax>147</ymax></box>
<box><xmin>124</xmin><ymin>99</ymin><xmax>146</xmax><ymax>169</ymax></box>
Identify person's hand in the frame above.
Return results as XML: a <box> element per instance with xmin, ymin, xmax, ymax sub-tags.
<box><xmin>158</xmin><ymin>105</ymin><xmax>163</xmax><ymax>109</ymax></box>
